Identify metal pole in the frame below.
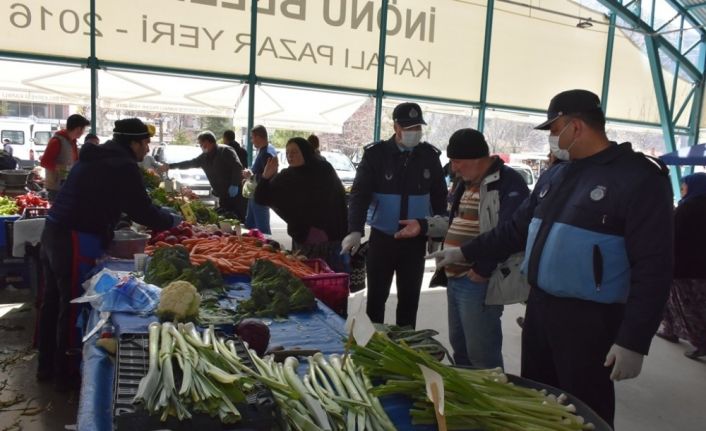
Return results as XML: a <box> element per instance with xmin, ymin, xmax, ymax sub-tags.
<box><xmin>601</xmin><ymin>14</ymin><xmax>616</xmax><ymax>113</ymax></box>
<box><xmin>373</xmin><ymin>0</ymin><xmax>389</xmax><ymax>142</ymax></box>
<box><xmin>246</xmin><ymin>0</ymin><xmax>258</xmax><ymax>166</ymax></box>
<box><xmin>478</xmin><ymin>0</ymin><xmax>495</xmax><ymax>133</ymax></box>
<box><xmin>89</xmin><ymin>0</ymin><xmax>97</xmax><ymax>133</ymax></box>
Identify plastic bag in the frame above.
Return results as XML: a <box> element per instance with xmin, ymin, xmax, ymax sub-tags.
<box><xmin>99</xmin><ymin>278</ymin><xmax>161</xmax><ymax>313</ymax></box>
<box><xmin>73</xmin><ymin>269</ymin><xmax>161</xmax><ymax>313</ymax></box>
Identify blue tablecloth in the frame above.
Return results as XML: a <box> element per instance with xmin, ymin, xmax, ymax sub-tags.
<box><xmin>76</xmin><ymin>262</ymin><xmax>429</xmax><ymax>431</ymax></box>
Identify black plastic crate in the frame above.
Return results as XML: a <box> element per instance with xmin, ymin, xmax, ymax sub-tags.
<box><xmin>114</xmin><ymin>332</ymin><xmax>277</xmax><ymax>431</ymax></box>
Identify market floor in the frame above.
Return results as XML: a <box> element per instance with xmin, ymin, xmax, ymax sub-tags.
<box><xmin>0</xmin><ymin>288</ymin><xmax>78</xmax><ymax>431</ymax></box>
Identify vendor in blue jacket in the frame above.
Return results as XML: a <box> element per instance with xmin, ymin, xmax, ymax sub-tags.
<box><xmin>38</xmin><ymin>118</ymin><xmax>180</xmax><ymax>391</ymax></box>
<box><xmin>342</xmin><ymin>102</ymin><xmax>448</xmax><ymax>328</ymax></box>
<box><xmin>430</xmin><ymin>89</ymin><xmax>674</xmax><ymax>426</ymax></box>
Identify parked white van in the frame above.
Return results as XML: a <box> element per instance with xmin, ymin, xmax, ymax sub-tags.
<box><xmin>0</xmin><ymin>118</ymin><xmax>58</xmax><ymax>167</ymax></box>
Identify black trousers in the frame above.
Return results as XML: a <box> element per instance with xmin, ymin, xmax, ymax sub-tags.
<box><xmin>365</xmin><ymin>228</ymin><xmax>426</xmax><ymax>328</ymax></box>
<box><xmin>521</xmin><ymin>287</ymin><xmax>625</xmax><ymax>427</ymax></box>
<box><xmin>37</xmin><ymin>221</ymin><xmax>75</xmax><ymax>382</ymax></box>
<box><xmin>218</xmin><ymin>194</ymin><xmax>248</xmax><ymax>223</ymax></box>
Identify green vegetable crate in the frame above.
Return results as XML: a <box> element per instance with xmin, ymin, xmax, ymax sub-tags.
<box><xmin>113</xmin><ymin>332</ymin><xmax>277</xmax><ymax>430</ymax></box>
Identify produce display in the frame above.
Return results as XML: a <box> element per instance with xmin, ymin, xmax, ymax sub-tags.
<box><xmin>156</xmin><ymin>281</ymin><xmax>201</xmax><ymax>322</ymax></box>
<box><xmin>0</xmin><ymin>196</ymin><xmax>17</xmax><ymax>215</ymax></box>
<box><xmin>14</xmin><ymin>192</ymin><xmax>49</xmax><ymax>214</ymax></box>
<box><xmin>249</xmin><ymin>352</ymin><xmax>396</xmax><ymax>431</ymax></box>
<box><xmin>144</xmin><ymin>246</ymin><xmax>224</xmax><ymax>292</ymax></box>
<box><xmin>133</xmin><ymin>322</ymin><xmax>263</xmax><ymax>423</ymax></box>
<box><xmin>0</xmin><ymin>193</ymin><xmax>49</xmax><ymax>215</ymax></box>
<box><xmin>146</xmin><ymin>235</ymin><xmax>317</xmax><ymax>277</ymax></box>
<box><xmin>236</xmin><ymin>259</ymin><xmax>316</xmax><ymax>318</ymax></box>
<box><xmin>141</xmin><ymin>168</ymin><xmax>161</xmax><ymax>190</ymax></box>
<box><xmin>235</xmin><ymin>318</ymin><xmax>270</xmax><ymax>357</ymax></box>
<box><xmin>375</xmin><ymin>324</ymin><xmax>453</xmax><ymax>363</ymax></box>
<box><xmin>352</xmin><ymin>333</ymin><xmax>595</xmax><ymax>431</ymax></box>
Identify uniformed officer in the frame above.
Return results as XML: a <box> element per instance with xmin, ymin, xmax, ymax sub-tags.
<box><xmin>342</xmin><ymin>102</ymin><xmax>448</xmax><ymax>328</ymax></box>
<box><xmin>429</xmin><ymin>89</ymin><xmax>674</xmax><ymax>426</ymax></box>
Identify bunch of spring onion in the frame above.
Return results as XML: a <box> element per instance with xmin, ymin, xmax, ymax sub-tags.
<box><xmin>374</xmin><ymin>324</ymin><xmax>453</xmax><ymax>363</ymax></box>
<box><xmin>248</xmin><ymin>350</ymin><xmax>396</xmax><ymax>431</ymax></box>
<box><xmin>132</xmin><ymin>322</ymin><xmax>263</xmax><ymax>423</ymax></box>
<box><xmin>351</xmin><ymin>332</ymin><xmax>596</xmax><ymax>431</ymax></box>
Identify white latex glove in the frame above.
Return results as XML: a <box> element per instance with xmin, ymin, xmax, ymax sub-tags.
<box><xmin>426</xmin><ymin>247</ymin><xmax>465</xmax><ymax>269</ymax></box>
<box><xmin>341</xmin><ymin>232</ymin><xmax>362</xmax><ymax>255</ymax></box>
<box><xmin>604</xmin><ymin>344</ymin><xmax>644</xmax><ymax>381</ymax></box>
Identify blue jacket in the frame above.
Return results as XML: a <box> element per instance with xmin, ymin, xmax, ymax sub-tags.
<box><xmin>459</xmin><ymin>142</ymin><xmax>673</xmax><ymax>354</ymax></box>
<box><xmin>348</xmin><ymin>136</ymin><xmax>448</xmax><ymax>236</ymax></box>
<box><xmin>50</xmin><ymin>141</ymin><xmax>174</xmax><ymax>247</ymax></box>
<box><xmin>251</xmin><ymin>144</ymin><xmax>277</xmax><ymax>181</ymax></box>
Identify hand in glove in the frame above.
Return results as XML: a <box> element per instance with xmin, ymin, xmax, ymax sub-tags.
<box><xmin>170</xmin><ymin>213</ymin><xmax>184</xmax><ymax>228</ymax></box>
<box><xmin>604</xmin><ymin>344</ymin><xmax>644</xmax><ymax>381</ymax></box>
<box><xmin>228</xmin><ymin>185</ymin><xmax>239</xmax><ymax>197</ymax></box>
<box><xmin>394</xmin><ymin>219</ymin><xmax>421</xmax><ymax>239</ymax></box>
<box><xmin>340</xmin><ymin>232</ymin><xmax>362</xmax><ymax>255</ymax></box>
<box><xmin>426</xmin><ymin>247</ymin><xmax>465</xmax><ymax>269</ymax></box>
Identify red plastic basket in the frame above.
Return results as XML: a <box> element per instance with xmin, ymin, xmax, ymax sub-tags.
<box><xmin>303</xmin><ymin>259</ymin><xmax>349</xmax><ymax>316</ymax></box>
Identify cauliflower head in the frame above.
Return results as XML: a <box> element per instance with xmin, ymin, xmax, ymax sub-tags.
<box><xmin>157</xmin><ymin>280</ymin><xmax>201</xmax><ymax>322</ymax></box>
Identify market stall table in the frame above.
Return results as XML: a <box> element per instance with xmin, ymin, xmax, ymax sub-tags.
<box><xmin>75</xmin><ymin>261</ymin><xmax>609</xmax><ymax>431</ymax></box>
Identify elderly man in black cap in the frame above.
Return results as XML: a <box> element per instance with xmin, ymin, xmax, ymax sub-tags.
<box><xmin>342</xmin><ymin>102</ymin><xmax>448</xmax><ymax>328</ymax></box>
<box><xmin>399</xmin><ymin>128</ymin><xmax>529</xmax><ymax>369</ymax></box>
<box><xmin>37</xmin><ymin>118</ymin><xmax>180</xmax><ymax>391</ymax></box>
<box><xmin>429</xmin><ymin>89</ymin><xmax>674</xmax><ymax>426</ymax></box>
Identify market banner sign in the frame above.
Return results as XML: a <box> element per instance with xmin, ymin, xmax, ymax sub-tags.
<box><xmin>0</xmin><ymin>0</ymin><xmax>484</xmax><ymax>102</ymax></box>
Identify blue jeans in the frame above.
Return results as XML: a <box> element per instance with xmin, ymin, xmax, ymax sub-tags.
<box><xmin>447</xmin><ymin>275</ymin><xmax>504</xmax><ymax>369</ymax></box>
<box><xmin>245</xmin><ymin>199</ymin><xmax>271</xmax><ymax>235</ymax></box>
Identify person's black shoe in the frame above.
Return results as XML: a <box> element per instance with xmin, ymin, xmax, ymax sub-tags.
<box><xmin>516</xmin><ymin>317</ymin><xmax>525</xmax><ymax>328</ymax></box>
<box><xmin>684</xmin><ymin>348</ymin><xmax>706</xmax><ymax>360</ymax></box>
<box><xmin>656</xmin><ymin>331</ymin><xmax>679</xmax><ymax>343</ymax></box>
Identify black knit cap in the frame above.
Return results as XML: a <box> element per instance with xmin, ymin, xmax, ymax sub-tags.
<box><xmin>446</xmin><ymin>128</ymin><xmax>489</xmax><ymax>159</ymax></box>
<box><xmin>113</xmin><ymin>118</ymin><xmax>150</xmax><ymax>141</ymax></box>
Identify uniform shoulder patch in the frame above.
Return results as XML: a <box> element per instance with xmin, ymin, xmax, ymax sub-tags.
<box><xmin>638</xmin><ymin>152</ymin><xmax>669</xmax><ymax>176</ymax></box>
<box><xmin>419</xmin><ymin>142</ymin><xmax>441</xmax><ymax>155</ymax></box>
<box><xmin>364</xmin><ymin>141</ymin><xmax>382</xmax><ymax>151</ymax></box>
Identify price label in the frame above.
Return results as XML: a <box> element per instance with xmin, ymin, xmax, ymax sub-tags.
<box><xmin>180</xmin><ymin>203</ymin><xmax>196</xmax><ymax>224</ymax></box>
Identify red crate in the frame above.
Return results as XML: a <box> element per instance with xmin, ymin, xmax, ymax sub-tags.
<box><xmin>303</xmin><ymin>259</ymin><xmax>349</xmax><ymax>316</ymax></box>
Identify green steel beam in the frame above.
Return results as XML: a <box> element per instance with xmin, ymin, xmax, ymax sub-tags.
<box><xmin>100</xmin><ymin>61</ymin><xmax>248</xmax><ymax>83</ymax></box>
<box><xmin>259</xmin><ymin>78</ymin><xmax>374</xmax><ymax>98</ymax></box>
<box><xmin>650</xmin><ymin>0</ymin><xmax>656</xmax><ymax>28</ymax></box>
<box><xmin>684</xmin><ymin>39</ymin><xmax>701</xmax><ymax>57</ymax></box>
<box><xmin>685</xmin><ymin>38</ymin><xmax>706</xmax><ymax>175</ymax></box>
<box><xmin>246</xmin><ymin>0</ymin><xmax>258</xmax><ymax>165</ymax></box>
<box><xmin>477</xmin><ymin>0</ymin><xmax>495</xmax><ymax>133</ymax></box>
<box><xmin>373</xmin><ymin>0</ymin><xmax>389</xmax><ymax>142</ymax></box>
<box><xmin>645</xmin><ymin>36</ymin><xmax>681</xmax><ymax>196</ymax></box>
<box><xmin>0</xmin><ymin>50</ymin><xmax>85</xmax><ymax>67</ymax></box>
<box><xmin>686</xmin><ymin>1</ymin><xmax>706</xmax><ymax>10</ymax></box>
<box><xmin>595</xmin><ymin>0</ymin><xmax>702</xmax><ymax>80</ymax></box>
<box><xmin>672</xmin><ymin>85</ymin><xmax>696</xmax><ymax>125</ymax></box>
<box><xmin>380</xmin><ymin>91</ymin><xmax>479</xmax><ymax>108</ymax></box>
<box><xmin>89</xmin><ymin>0</ymin><xmax>97</xmax><ymax>133</ymax></box>
<box><xmin>669</xmin><ymin>16</ymin><xmax>686</xmax><ymax>122</ymax></box>
<box><xmin>601</xmin><ymin>13</ymin><xmax>617</xmax><ymax>113</ymax></box>
<box><xmin>661</xmin><ymin>0</ymin><xmax>706</xmax><ymax>36</ymax></box>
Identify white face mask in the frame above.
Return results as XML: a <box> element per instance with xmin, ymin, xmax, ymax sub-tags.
<box><xmin>400</xmin><ymin>130</ymin><xmax>422</xmax><ymax>148</ymax></box>
<box><xmin>548</xmin><ymin>121</ymin><xmax>576</xmax><ymax>161</ymax></box>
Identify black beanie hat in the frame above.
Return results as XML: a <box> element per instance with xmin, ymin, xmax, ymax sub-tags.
<box><xmin>113</xmin><ymin>118</ymin><xmax>151</xmax><ymax>142</ymax></box>
<box><xmin>446</xmin><ymin>128</ymin><xmax>489</xmax><ymax>159</ymax></box>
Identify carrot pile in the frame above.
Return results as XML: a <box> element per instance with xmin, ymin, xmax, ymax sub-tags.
<box><xmin>144</xmin><ymin>235</ymin><xmax>318</xmax><ymax>278</ymax></box>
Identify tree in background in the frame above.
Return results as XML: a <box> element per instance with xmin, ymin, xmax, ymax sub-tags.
<box><xmin>270</xmin><ymin>129</ymin><xmax>311</xmax><ymax>148</ymax></box>
<box><xmin>172</xmin><ymin>129</ymin><xmax>192</xmax><ymax>145</ymax></box>
<box><xmin>200</xmin><ymin>116</ymin><xmax>232</xmax><ymax>139</ymax></box>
